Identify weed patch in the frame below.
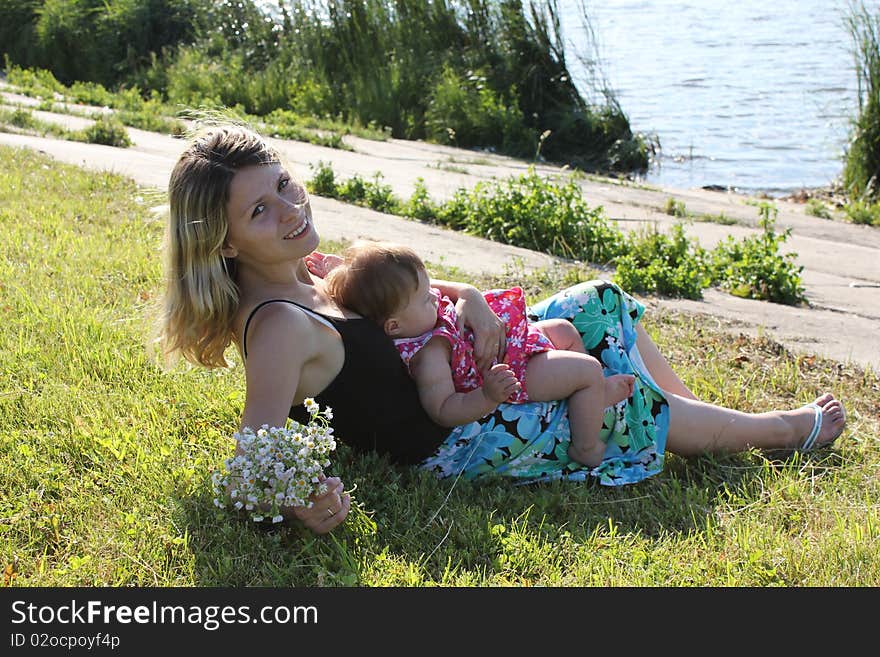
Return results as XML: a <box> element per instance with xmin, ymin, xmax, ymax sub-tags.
<box><xmin>709</xmin><ymin>203</ymin><xmax>805</xmax><ymax>304</ymax></box>
<box><xmin>76</xmin><ymin>115</ymin><xmax>131</xmax><ymax>148</ymax></box>
<box><xmin>307</xmin><ymin>162</ymin><xmax>808</xmax><ymax>304</ymax></box>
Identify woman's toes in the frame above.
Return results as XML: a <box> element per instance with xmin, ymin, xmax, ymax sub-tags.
<box><xmin>818</xmin><ymin>401</ymin><xmax>846</xmax><ymax>445</ymax></box>
<box><xmin>814</xmin><ymin>392</ymin><xmax>834</xmax><ymax>407</ymax></box>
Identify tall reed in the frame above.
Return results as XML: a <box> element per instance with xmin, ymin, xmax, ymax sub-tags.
<box><xmin>270</xmin><ymin>0</ymin><xmax>649</xmax><ymax>172</ymax></box>
<box><xmin>843</xmin><ymin>1</ymin><xmax>880</xmax><ymax>199</ymax></box>
<box><xmin>1</xmin><ymin>0</ymin><xmax>206</xmax><ymax>88</ymax></box>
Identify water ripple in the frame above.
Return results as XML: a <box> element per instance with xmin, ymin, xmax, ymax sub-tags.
<box><xmin>561</xmin><ymin>0</ymin><xmax>859</xmax><ymax>194</ymax></box>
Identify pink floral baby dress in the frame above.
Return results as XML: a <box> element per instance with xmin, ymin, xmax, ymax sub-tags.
<box><xmin>393</xmin><ymin>286</ymin><xmax>554</xmax><ymax>402</ymax></box>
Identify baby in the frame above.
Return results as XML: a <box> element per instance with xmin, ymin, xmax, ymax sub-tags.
<box><xmin>315</xmin><ymin>242</ymin><xmax>635</xmax><ymax>468</ymax></box>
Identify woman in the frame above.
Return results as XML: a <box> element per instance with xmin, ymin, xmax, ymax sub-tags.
<box><xmin>159</xmin><ymin>124</ymin><xmax>846</xmax><ymax>535</ymax></box>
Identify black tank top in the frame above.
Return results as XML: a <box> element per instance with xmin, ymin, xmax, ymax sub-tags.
<box><xmin>242</xmin><ymin>299</ymin><xmax>448</xmax><ymax>464</ymax></box>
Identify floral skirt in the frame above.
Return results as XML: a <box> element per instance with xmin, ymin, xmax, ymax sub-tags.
<box><xmin>418</xmin><ymin>280</ymin><xmax>670</xmax><ymax>486</ymax></box>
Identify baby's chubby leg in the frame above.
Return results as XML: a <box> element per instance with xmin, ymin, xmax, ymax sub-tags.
<box><xmin>522</xmin><ymin>350</ymin><xmax>602</xmax><ymax>402</ymax></box>
<box><xmin>532</xmin><ymin>318</ymin><xmax>587</xmax><ymax>353</ymax></box>
<box><xmin>523</xmin><ymin>351</ymin><xmax>606</xmax><ymax>468</ymax></box>
<box><xmin>524</xmin><ymin>350</ymin><xmax>634</xmax><ymax>469</ymax></box>
<box><xmin>531</xmin><ymin>318</ymin><xmax>634</xmax><ymax>406</ymax></box>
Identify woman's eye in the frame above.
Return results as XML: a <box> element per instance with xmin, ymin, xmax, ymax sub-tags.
<box><xmin>251</xmin><ymin>203</ymin><xmax>265</xmax><ymax>219</ymax></box>
<box><xmin>279</xmin><ymin>177</ymin><xmax>290</xmax><ymax>191</ymax></box>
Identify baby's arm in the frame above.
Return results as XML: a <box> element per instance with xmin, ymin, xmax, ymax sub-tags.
<box><xmin>304</xmin><ymin>251</ymin><xmax>344</xmax><ymax>279</ymax></box>
<box><xmin>409</xmin><ymin>338</ymin><xmax>519</xmax><ymax>427</ymax></box>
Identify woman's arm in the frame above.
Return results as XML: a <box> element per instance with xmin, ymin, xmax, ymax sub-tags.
<box><xmin>432</xmin><ymin>279</ymin><xmax>506</xmax><ymax>371</ymax></box>
<box><xmin>239</xmin><ymin>304</ymin><xmax>350</xmax><ymax>533</ymax></box>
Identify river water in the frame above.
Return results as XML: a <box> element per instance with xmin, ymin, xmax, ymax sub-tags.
<box><xmin>559</xmin><ymin>0</ymin><xmax>865</xmax><ymax>194</ymax></box>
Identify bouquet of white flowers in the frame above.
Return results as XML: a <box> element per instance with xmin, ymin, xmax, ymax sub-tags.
<box><xmin>211</xmin><ymin>399</ymin><xmax>337</xmax><ymax>523</ymax></box>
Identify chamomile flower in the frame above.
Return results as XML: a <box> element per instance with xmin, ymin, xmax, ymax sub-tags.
<box><xmin>211</xmin><ymin>402</ymin><xmax>338</xmax><ymax>524</ymax></box>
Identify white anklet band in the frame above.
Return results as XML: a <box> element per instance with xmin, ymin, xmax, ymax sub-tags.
<box><xmin>799</xmin><ymin>402</ymin><xmax>822</xmax><ymax>452</ymax></box>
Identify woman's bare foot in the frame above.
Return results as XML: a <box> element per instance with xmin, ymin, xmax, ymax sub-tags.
<box><xmin>794</xmin><ymin>393</ymin><xmax>846</xmax><ymax>450</ymax></box>
<box><xmin>604</xmin><ymin>374</ymin><xmax>636</xmax><ymax>407</ymax></box>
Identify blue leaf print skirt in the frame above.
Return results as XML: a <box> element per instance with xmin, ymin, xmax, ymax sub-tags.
<box><xmin>418</xmin><ymin>280</ymin><xmax>670</xmax><ymax>486</ymax></box>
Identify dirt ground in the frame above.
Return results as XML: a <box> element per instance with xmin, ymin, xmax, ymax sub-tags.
<box><xmin>1</xmin><ymin>87</ymin><xmax>878</xmax><ymax>372</ymax></box>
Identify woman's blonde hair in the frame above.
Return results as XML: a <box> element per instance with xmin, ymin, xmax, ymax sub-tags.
<box><xmin>158</xmin><ymin>124</ymin><xmax>281</xmax><ymax>368</ymax></box>
<box><xmin>326</xmin><ymin>241</ymin><xmax>426</xmax><ymax>324</ymax></box>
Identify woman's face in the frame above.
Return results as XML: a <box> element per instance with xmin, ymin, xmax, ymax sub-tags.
<box><xmin>222</xmin><ymin>163</ymin><xmax>318</xmax><ymax>266</ymax></box>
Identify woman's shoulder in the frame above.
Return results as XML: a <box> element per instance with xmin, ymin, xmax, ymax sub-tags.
<box><xmin>236</xmin><ymin>298</ymin><xmax>317</xmax><ymax>359</ymax></box>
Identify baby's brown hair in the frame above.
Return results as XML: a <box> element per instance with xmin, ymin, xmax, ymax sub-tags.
<box><xmin>325</xmin><ymin>241</ymin><xmax>426</xmax><ymax>324</ymax></box>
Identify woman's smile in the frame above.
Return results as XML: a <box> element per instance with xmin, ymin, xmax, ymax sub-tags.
<box><xmin>283</xmin><ymin>216</ymin><xmax>311</xmax><ymax>240</ymax></box>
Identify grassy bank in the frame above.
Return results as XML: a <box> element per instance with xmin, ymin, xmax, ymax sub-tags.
<box><xmin>0</xmin><ymin>87</ymin><xmax>807</xmax><ymax>305</ymax></box>
<box><xmin>0</xmin><ymin>64</ymin><xmax>385</xmax><ymax>149</ymax></box>
<box><xmin>1</xmin><ymin>0</ymin><xmax>652</xmax><ymax>175</ymax></box>
<box><xmin>2</xmin><ymin>145</ymin><xmax>878</xmax><ymax>586</ymax></box>
<box><xmin>0</xmin><ymin>105</ymin><xmax>133</xmax><ymax>147</ymax></box>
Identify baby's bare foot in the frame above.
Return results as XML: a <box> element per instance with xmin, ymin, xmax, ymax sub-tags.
<box><xmin>568</xmin><ymin>441</ymin><xmax>605</xmax><ymax>469</ymax></box>
<box><xmin>604</xmin><ymin>374</ymin><xmax>635</xmax><ymax>406</ymax></box>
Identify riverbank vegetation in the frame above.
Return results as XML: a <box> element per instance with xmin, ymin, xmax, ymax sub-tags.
<box><xmin>0</xmin><ymin>0</ymin><xmax>653</xmax><ymax>176</ymax></box>
<box><xmin>2</xmin><ymin>146</ymin><xmax>877</xmax><ymax>586</ymax></box>
<box><xmin>0</xmin><ymin>68</ymin><xmax>805</xmax><ymax>305</ymax></box>
<box><xmin>307</xmin><ymin>161</ymin><xmax>806</xmax><ymax>304</ymax></box>
<box><xmin>0</xmin><ymin>105</ymin><xmax>133</xmax><ymax>147</ymax></box>
<box><xmin>0</xmin><ymin>63</ymin><xmax>382</xmax><ymax>149</ymax></box>
<box><xmin>841</xmin><ymin>1</ymin><xmax>880</xmax><ymax>226</ymax></box>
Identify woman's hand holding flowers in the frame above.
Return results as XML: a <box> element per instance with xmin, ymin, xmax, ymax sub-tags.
<box><xmin>212</xmin><ymin>400</ymin><xmax>347</xmax><ymax>532</ymax></box>
<box><xmin>288</xmin><ymin>476</ymin><xmax>351</xmax><ymax>534</ymax></box>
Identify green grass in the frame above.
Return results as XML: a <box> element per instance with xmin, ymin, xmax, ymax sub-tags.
<box><xmin>693</xmin><ymin>211</ymin><xmax>739</xmax><ymax>226</ymax></box>
<box><xmin>444</xmin><ymin>156</ymin><xmax>494</xmax><ymax>167</ymax></box>
<box><xmin>2</xmin><ymin>146</ymin><xmax>878</xmax><ymax>586</ymax></box>
<box><xmin>585</xmin><ymin>174</ymin><xmax>661</xmax><ymax>192</ymax></box>
<box><xmin>0</xmin><ymin>105</ymin><xmax>131</xmax><ymax>146</ymax></box>
<box><xmin>428</xmin><ymin>162</ymin><xmax>470</xmax><ymax>175</ymax></box>
<box><xmin>0</xmin><ymin>105</ymin><xmax>69</xmax><ymax>138</ymax></box>
<box><xmin>805</xmin><ymin>198</ymin><xmax>834</xmax><ymax>220</ymax></box>
<box><xmin>664</xmin><ymin>197</ymin><xmax>688</xmax><ymax>218</ymax></box>
<box><xmin>844</xmin><ymin>199</ymin><xmax>880</xmax><ymax>226</ymax></box>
